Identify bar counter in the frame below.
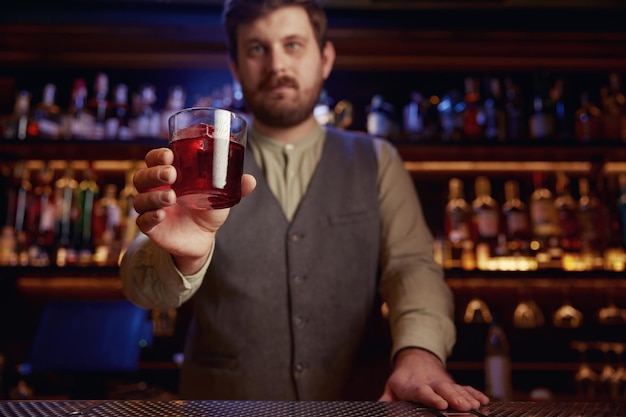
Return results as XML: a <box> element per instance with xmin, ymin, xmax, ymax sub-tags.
<box><xmin>1</xmin><ymin>400</ymin><xmax>625</xmax><ymax>417</ymax></box>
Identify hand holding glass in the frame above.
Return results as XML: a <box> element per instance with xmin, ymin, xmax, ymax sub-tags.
<box><xmin>168</xmin><ymin>107</ymin><xmax>247</xmax><ymax>210</ymax></box>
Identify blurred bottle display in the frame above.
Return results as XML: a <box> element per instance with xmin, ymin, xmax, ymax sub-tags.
<box><xmin>438</xmin><ymin>89</ymin><xmax>464</xmax><ymax>142</ymax></box>
<box><xmin>28</xmin><ymin>163</ymin><xmax>56</xmax><ymax>266</ymax></box>
<box><xmin>160</xmin><ymin>85</ymin><xmax>186</xmax><ymax>139</ymax></box>
<box><xmin>132</xmin><ymin>83</ymin><xmax>160</xmax><ymax>138</ymax></box>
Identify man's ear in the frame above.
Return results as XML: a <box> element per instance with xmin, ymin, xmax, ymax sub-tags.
<box><xmin>321</xmin><ymin>40</ymin><xmax>336</xmax><ymax>81</ymax></box>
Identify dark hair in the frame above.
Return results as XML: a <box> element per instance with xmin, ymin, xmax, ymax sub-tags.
<box><xmin>222</xmin><ymin>0</ymin><xmax>328</xmax><ymax>64</ymax></box>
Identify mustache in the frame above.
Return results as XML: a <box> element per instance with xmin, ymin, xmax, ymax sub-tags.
<box><xmin>260</xmin><ymin>75</ymin><xmax>298</xmax><ymax>91</ymax></box>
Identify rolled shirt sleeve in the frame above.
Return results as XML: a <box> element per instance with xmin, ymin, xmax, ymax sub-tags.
<box><xmin>374</xmin><ymin>138</ymin><xmax>456</xmax><ymax>365</ymax></box>
<box><xmin>119</xmin><ymin>232</ymin><xmax>210</xmax><ymax>309</ymax></box>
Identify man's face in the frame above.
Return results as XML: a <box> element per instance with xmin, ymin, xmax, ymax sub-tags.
<box><xmin>231</xmin><ymin>6</ymin><xmax>334</xmax><ymax>128</ymax></box>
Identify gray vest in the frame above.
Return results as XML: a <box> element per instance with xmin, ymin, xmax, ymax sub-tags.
<box><xmin>180</xmin><ymin>127</ymin><xmax>385</xmax><ymax>400</ymax></box>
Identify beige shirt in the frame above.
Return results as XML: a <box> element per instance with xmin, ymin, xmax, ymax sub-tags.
<box><xmin>120</xmin><ymin>123</ymin><xmax>455</xmax><ymax>364</ymax></box>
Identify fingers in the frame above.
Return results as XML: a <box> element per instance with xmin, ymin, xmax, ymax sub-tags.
<box><xmin>241</xmin><ymin>174</ymin><xmax>257</xmax><ymax>197</ymax></box>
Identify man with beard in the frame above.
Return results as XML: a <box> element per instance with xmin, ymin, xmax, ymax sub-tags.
<box><xmin>119</xmin><ymin>0</ymin><xmax>489</xmax><ymax>411</ymax></box>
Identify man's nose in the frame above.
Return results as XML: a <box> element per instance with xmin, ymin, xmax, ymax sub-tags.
<box><xmin>268</xmin><ymin>48</ymin><xmax>288</xmax><ymax>74</ymax></box>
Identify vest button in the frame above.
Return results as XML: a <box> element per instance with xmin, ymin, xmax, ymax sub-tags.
<box><xmin>293</xmin><ymin>275</ymin><xmax>305</xmax><ymax>284</ymax></box>
<box><xmin>295</xmin><ymin>362</ymin><xmax>304</xmax><ymax>372</ymax></box>
<box><xmin>293</xmin><ymin>315</ymin><xmax>306</xmax><ymax>327</ymax></box>
<box><xmin>289</xmin><ymin>233</ymin><xmax>303</xmax><ymax>242</ymax></box>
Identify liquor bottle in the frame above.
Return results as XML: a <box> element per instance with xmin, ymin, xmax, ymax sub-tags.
<box><xmin>554</xmin><ymin>172</ymin><xmax>580</xmax><ymax>254</ymax></box>
<box><xmin>105</xmin><ymin>83</ymin><xmax>131</xmax><ymax>140</ymax></box>
<box><xmin>503</xmin><ymin>78</ymin><xmax>526</xmax><ymax>142</ymax></box>
<box><xmin>549</xmin><ymin>78</ymin><xmax>572</xmax><ymax>142</ymax></box>
<box><xmin>574</xmin><ymin>91</ymin><xmax>603</xmax><ymax>143</ymax></box>
<box><xmin>10</xmin><ymin>161</ymin><xmax>32</xmax><ymax>266</ymax></box>
<box><xmin>577</xmin><ymin>176</ymin><xmax>605</xmax><ymax>259</ymax></box>
<box><xmin>3</xmin><ymin>90</ymin><xmax>35</xmax><ymax>140</ymax></box>
<box><xmin>472</xmin><ymin>176</ymin><xmax>500</xmax><ymax>259</ymax></box>
<box><xmin>131</xmin><ymin>84</ymin><xmax>160</xmax><ymax>138</ymax></box>
<box><xmin>366</xmin><ymin>94</ymin><xmax>393</xmax><ymax>138</ymax></box>
<box><xmin>160</xmin><ymin>85</ymin><xmax>186</xmax><ymax>139</ymax></box>
<box><xmin>32</xmin><ymin>83</ymin><xmax>61</xmax><ymax>139</ymax></box>
<box><xmin>484</xmin><ymin>314</ymin><xmax>513</xmax><ymax>401</ymax></box>
<box><xmin>93</xmin><ymin>183</ymin><xmax>122</xmax><ymax>266</ymax></box>
<box><xmin>501</xmin><ymin>180</ymin><xmax>531</xmax><ymax>256</ymax></box>
<box><xmin>61</xmin><ymin>78</ymin><xmax>93</xmax><ymax>140</ymax></box>
<box><xmin>616</xmin><ymin>174</ymin><xmax>626</xmax><ymax>249</ymax></box>
<box><xmin>529</xmin><ymin>172</ymin><xmax>560</xmax><ymax>261</ymax></box>
<box><xmin>403</xmin><ymin>91</ymin><xmax>424</xmax><ymax>140</ymax></box>
<box><xmin>74</xmin><ymin>165</ymin><xmax>99</xmax><ymax>265</ymax></box>
<box><xmin>54</xmin><ymin>164</ymin><xmax>78</xmax><ymax>266</ymax></box>
<box><xmin>438</xmin><ymin>89</ymin><xmax>464</xmax><ymax>143</ymax></box>
<box><xmin>313</xmin><ymin>89</ymin><xmax>335</xmax><ymax>127</ymax></box>
<box><xmin>528</xmin><ymin>70</ymin><xmax>555</xmax><ymax>142</ymax></box>
<box><xmin>482</xmin><ymin>77</ymin><xmax>506</xmax><ymax>142</ymax></box>
<box><xmin>600</xmin><ymin>72</ymin><xmax>626</xmax><ymax>142</ymax></box>
<box><xmin>28</xmin><ymin>162</ymin><xmax>55</xmax><ymax>266</ymax></box>
<box><xmin>85</xmin><ymin>72</ymin><xmax>112</xmax><ymax>140</ymax></box>
<box><xmin>462</xmin><ymin>77</ymin><xmax>484</xmax><ymax>142</ymax></box>
<box><xmin>118</xmin><ymin>165</ymin><xmax>139</xmax><ymax>260</ymax></box>
<box><xmin>445</xmin><ymin>178</ymin><xmax>473</xmax><ymax>266</ymax></box>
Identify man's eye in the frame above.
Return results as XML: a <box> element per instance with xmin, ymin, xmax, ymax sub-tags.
<box><xmin>249</xmin><ymin>45</ymin><xmax>266</xmax><ymax>55</ymax></box>
<box><xmin>286</xmin><ymin>42</ymin><xmax>300</xmax><ymax>51</ymax></box>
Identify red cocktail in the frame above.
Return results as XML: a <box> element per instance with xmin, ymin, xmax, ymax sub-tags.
<box><xmin>168</xmin><ymin>108</ymin><xmax>247</xmax><ymax>209</ymax></box>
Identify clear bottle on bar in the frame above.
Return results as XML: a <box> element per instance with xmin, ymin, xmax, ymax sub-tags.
<box><xmin>502</xmin><ymin>179</ymin><xmax>531</xmax><ymax>256</ymax></box>
<box><xmin>484</xmin><ymin>314</ymin><xmax>513</xmax><ymax>401</ymax></box>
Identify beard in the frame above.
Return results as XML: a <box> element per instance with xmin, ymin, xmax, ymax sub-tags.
<box><xmin>241</xmin><ymin>74</ymin><xmax>322</xmax><ymax>128</ymax></box>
